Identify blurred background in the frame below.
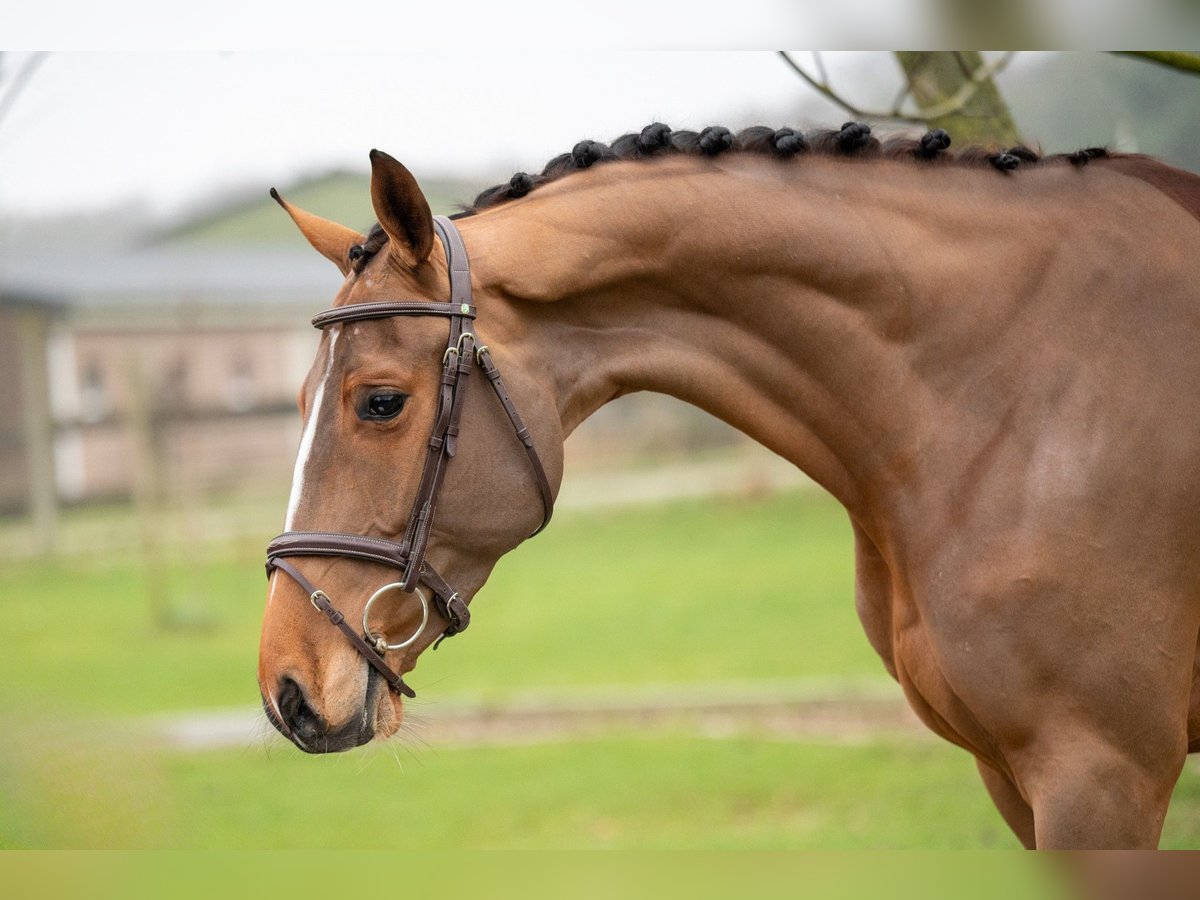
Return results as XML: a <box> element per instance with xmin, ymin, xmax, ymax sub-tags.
<box><xmin>3</xmin><ymin>49</ymin><xmax>1200</xmax><ymax>852</ymax></box>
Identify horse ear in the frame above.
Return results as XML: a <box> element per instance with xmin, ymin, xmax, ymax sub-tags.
<box><xmin>270</xmin><ymin>189</ymin><xmax>360</xmax><ymax>276</ymax></box>
<box><xmin>369</xmin><ymin>149</ymin><xmax>435</xmax><ymax>267</ymax></box>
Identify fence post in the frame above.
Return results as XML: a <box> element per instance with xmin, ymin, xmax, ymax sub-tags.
<box><xmin>17</xmin><ymin>309</ymin><xmax>57</xmax><ymax>556</ymax></box>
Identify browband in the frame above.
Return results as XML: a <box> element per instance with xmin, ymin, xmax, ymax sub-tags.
<box><xmin>311</xmin><ymin>301</ymin><xmax>475</xmax><ymax>329</ymax></box>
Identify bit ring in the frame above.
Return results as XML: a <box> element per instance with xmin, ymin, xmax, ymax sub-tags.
<box><xmin>362</xmin><ymin>582</ymin><xmax>430</xmax><ymax>651</ymax></box>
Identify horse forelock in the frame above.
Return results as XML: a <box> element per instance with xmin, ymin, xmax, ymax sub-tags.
<box><xmin>348</xmin><ymin>223</ymin><xmax>390</xmax><ymax>274</ymax></box>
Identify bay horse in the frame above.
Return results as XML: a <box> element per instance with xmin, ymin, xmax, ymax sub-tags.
<box><xmin>258</xmin><ymin>122</ymin><xmax>1200</xmax><ymax>848</ymax></box>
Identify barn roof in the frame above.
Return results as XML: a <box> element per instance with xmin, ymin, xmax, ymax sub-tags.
<box><xmin>0</xmin><ymin>245</ymin><xmax>341</xmax><ymax>326</ymax></box>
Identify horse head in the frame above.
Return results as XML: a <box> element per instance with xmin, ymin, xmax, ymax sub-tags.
<box><xmin>258</xmin><ymin>150</ymin><xmax>561</xmax><ymax>752</ymax></box>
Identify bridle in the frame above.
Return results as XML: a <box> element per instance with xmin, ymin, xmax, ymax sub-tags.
<box><xmin>265</xmin><ymin>215</ymin><xmax>554</xmax><ymax>699</ymax></box>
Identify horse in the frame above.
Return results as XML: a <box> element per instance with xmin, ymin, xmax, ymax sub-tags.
<box><xmin>257</xmin><ymin>121</ymin><xmax>1200</xmax><ymax>848</ymax></box>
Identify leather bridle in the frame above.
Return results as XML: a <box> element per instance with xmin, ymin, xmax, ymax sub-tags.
<box><xmin>265</xmin><ymin>215</ymin><xmax>554</xmax><ymax>699</ymax></box>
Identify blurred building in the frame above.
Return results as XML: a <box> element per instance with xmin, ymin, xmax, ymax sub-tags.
<box><xmin>0</xmin><ymin>172</ymin><xmax>375</xmax><ymax>526</ymax></box>
<box><xmin>1</xmin><ymin>242</ymin><xmax>333</xmax><ymax>511</ymax></box>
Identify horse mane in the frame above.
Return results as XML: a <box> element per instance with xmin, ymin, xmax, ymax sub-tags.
<box><xmin>352</xmin><ymin>122</ymin><xmax>1200</xmax><ymax>270</ymax></box>
<box><xmin>451</xmin><ymin>121</ymin><xmax>1113</xmax><ymax>219</ymax></box>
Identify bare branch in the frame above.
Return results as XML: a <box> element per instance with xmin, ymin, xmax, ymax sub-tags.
<box><xmin>777</xmin><ymin>51</ymin><xmax>1018</xmax><ymax>126</ymax></box>
<box><xmin>911</xmin><ymin>52</ymin><xmax>1017</xmax><ymax>120</ymax></box>
<box><xmin>777</xmin><ymin>51</ymin><xmax>878</xmax><ymax>120</ymax></box>
<box><xmin>0</xmin><ymin>52</ymin><xmax>49</xmax><ymax>133</ymax></box>
<box><xmin>1110</xmin><ymin>50</ymin><xmax>1200</xmax><ymax>77</ymax></box>
<box><xmin>812</xmin><ymin>51</ymin><xmax>829</xmax><ymax>87</ymax></box>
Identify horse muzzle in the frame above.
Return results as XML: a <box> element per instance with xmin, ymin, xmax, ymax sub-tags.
<box><xmin>261</xmin><ymin>668</ymin><xmax>388</xmax><ymax>753</ymax></box>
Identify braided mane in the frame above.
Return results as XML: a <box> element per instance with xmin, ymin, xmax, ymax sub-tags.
<box><xmin>453</xmin><ymin>121</ymin><xmax>1110</xmax><ymax>219</ymax></box>
<box><xmin>350</xmin><ymin>122</ymin><xmax>1113</xmax><ymax>269</ymax></box>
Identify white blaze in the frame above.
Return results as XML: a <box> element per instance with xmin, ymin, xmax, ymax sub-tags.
<box><xmin>284</xmin><ymin>327</ymin><xmax>339</xmax><ymax>531</ymax></box>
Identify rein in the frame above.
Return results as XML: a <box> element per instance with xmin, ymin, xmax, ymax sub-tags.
<box><xmin>265</xmin><ymin>216</ymin><xmax>554</xmax><ymax>699</ymax></box>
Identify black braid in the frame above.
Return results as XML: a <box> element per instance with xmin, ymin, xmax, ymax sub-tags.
<box><xmin>637</xmin><ymin>122</ymin><xmax>672</xmax><ymax>154</ymax></box>
<box><xmin>451</xmin><ymin>122</ymin><xmax>1118</xmax><ymax>216</ymax></box>
<box><xmin>507</xmin><ymin>172</ymin><xmax>535</xmax><ymax>198</ymax></box>
<box><xmin>772</xmin><ymin>127</ymin><xmax>808</xmax><ymax>157</ymax></box>
<box><xmin>611</xmin><ymin>122</ymin><xmax>674</xmax><ymax>159</ymax></box>
<box><xmin>1069</xmin><ymin>147</ymin><xmax>1108</xmax><ymax>167</ymax></box>
<box><xmin>916</xmin><ymin>128</ymin><xmax>951</xmax><ymax>160</ymax></box>
<box><xmin>698</xmin><ymin>126</ymin><xmax>734</xmax><ymax>156</ymax></box>
<box><xmin>836</xmin><ymin>121</ymin><xmax>873</xmax><ymax>154</ymax></box>
<box><xmin>1007</xmin><ymin>145</ymin><xmax>1040</xmax><ymax>163</ymax></box>
<box><xmin>571</xmin><ymin>140</ymin><xmax>616</xmax><ymax>169</ymax></box>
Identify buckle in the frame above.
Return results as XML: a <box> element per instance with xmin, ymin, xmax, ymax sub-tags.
<box><xmin>432</xmin><ymin>592</ymin><xmax>471</xmax><ymax>649</ymax></box>
<box><xmin>445</xmin><ymin>593</ymin><xmax>471</xmax><ymax>632</ymax></box>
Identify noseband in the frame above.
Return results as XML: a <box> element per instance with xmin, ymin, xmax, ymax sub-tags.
<box><xmin>265</xmin><ymin>216</ymin><xmax>554</xmax><ymax>698</ymax></box>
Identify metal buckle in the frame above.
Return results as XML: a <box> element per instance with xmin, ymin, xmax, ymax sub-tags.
<box><xmin>362</xmin><ymin>582</ymin><xmax>430</xmax><ymax>652</ymax></box>
<box><xmin>443</xmin><ymin>592</ymin><xmax>469</xmax><ymax>629</ymax></box>
<box><xmin>442</xmin><ymin>333</ymin><xmax>477</xmax><ymax>367</ymax></box>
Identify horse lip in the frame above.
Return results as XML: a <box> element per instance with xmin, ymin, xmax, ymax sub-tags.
<box><xmin>291</xmin><ymin>718</ymin><xmax>373</xmax><ymax>754</ymax></box>
<box><xmin>302</xmin><ymin>673</ymin><xmax>381</xmax><ymax>753</ymax></box>
<box><xmin>359</xmin><ymin>667</ymin><xmax>383</xmax><ymax>741</ymax></box>
<box><xmin>261</xmin><ymin>693</ymin><xmax>292</xmax><ymax>739</ymax></box>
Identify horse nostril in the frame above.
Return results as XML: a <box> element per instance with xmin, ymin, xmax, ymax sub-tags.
<box><xmin>277</xmin><ymin>675</ymin><xmax>322</xmax><ymax>739</ymax></box>
<box><xmin>277</xmin><ymin>675</ymin><xmax>300</xmax><ymax>724</ymax></box>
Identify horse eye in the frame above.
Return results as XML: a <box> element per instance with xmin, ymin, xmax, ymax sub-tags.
<box><xmin>362</xmin><ymin>392</ymin><xmax>407</xmax><ymax>421</ymax></box>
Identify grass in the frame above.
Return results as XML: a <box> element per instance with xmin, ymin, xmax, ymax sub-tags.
<box><xmin>3</xmin><ymin>488</ymin><xmax>1200</xmax><ymax>848</ymax></box>
<box><xmin>2</xmin><ymin>724</ymin><xmax>1020</xmax><ymax>849</ymax></box>
<box><xmin>0</xmin><ymin>489</ymin><xmax>879</xmax><ymax>716</ymax></box>
<box><xmin>7</xmin><ymin>719</ymin><xmax>1200</xmax><ymax>849</ymax></box>
<box><xmin>422</xmin><ymin>489</ymin><xmax>878</xmax><ymax>699</ymax></box>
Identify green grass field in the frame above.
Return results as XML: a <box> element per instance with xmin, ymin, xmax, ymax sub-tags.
<box><xmin>3</xmin><ymin>489</ymin><xmax>1200</xmax><ymax>848</ymax></box>
<box><xmin>0</xmin><ymin>490</ymin><xmax>877</xmax><ymax>716</ymax></box>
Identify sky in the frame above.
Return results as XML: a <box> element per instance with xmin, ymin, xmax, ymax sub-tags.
<box><xmin>0</xmin><ymin>51</ymin><xmax>898</xmax><ymax>220</ymax></box>
<box><xmin>4</xmin><ymin>39</ymin><xmax>1196</xmax><ymax>222</ymax></box>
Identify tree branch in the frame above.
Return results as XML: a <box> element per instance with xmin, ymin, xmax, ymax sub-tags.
<box><xmin>777</xmin><ymin>51</ymin><xmax>878</xmax><ymax>120</ymax></box>
<box><xmin>812</xmin><ymin>51</ymin><xmax>830</xmax><ymax>88</ymax></box>
<box><xmin>909</xmin><ymin>52</ymin><xmax>1017</xmax><ymax>120</ymax></box>
<box><xmin>1110</xmin><ymin>51</ymin><xmax>1200</xmax><ymax>77</ymax></box>
<box><xmin>0</xmin><ymin>52</ymin><xmax>49</xmax><ymax>133</ymax></box>
<box><xmin>777</xmin><ymin>51</ymin><xmax>1017</xmax><ymax>125</ymax></box>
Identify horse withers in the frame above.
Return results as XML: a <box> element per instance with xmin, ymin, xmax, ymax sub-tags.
<box><xmin>258</xmin><ymin>124</ymin><xmax>1200</xmax><ymax>848</ymax></box>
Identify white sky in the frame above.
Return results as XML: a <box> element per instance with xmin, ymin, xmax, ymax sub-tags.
<box><xmin>0</xmin><ymin>50</ymin><xmax>902</xmax><ymax>219</ymax></box>
<box><xmin>2</xmin><ymin>0</ymin><xmax>1194</xmax><ymax>217</ymax></box>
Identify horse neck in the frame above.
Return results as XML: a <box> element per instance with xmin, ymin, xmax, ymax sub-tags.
<box><xmin>461</xmin><ymin>156</ymin><xmax>1008</xmax><ymax>520</ymax></box>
